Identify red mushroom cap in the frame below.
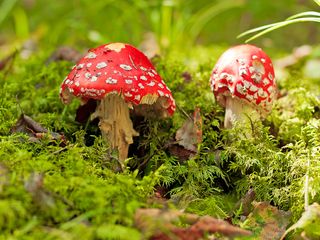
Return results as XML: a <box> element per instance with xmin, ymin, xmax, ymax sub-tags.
<box><xmin>210</xmin><ymin>44</ymin><xmax>276</xmax><ymax>113</ymax></box>
<box><xmin>60</xmin><ymin>42</ymin><xmax>175</xmax><ymax>115</ymax></box>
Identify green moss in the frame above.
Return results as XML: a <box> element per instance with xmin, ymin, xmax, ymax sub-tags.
<box><xmin>2</xmin><ymin>42</ymin><xmax>320</xmax><ymax>238</ymax></box>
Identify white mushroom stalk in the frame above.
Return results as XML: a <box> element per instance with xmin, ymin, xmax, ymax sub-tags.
<box><xmin>92</xmin><ymin>94</ymin><xmax>138</xmax><ymax>162</ymax></box>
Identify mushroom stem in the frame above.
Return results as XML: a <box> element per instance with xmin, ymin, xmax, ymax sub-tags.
<box><xmin>224</xmin><ymin>97</ymin><xmax>260</xmax><ymax>130</ymax></box>
<box><xmin>94</xmin><ymin>94</ymin><xmax>139</xmax><ymax>165</ymax></box>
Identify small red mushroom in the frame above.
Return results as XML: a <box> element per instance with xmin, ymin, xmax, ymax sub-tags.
<box><xmin>60</xmin><ymin>42</ymin><xmax>175</xmax><ymax>164</ymax></box>
<box><xmin>210</xmin><ymin>44</ymin><xmax>276</xmax><ymax>129</ymax></box>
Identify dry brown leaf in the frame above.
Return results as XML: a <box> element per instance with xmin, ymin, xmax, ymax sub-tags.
<box><xmin>135</xmin><ymin>208</ymin><xmax>251</xmax><ymax>239</ymax></box>
<box><xmin>168</xmin><ymin>108</ymin><xmax>202</xmax><ymax>161</ymax></box>
<box><xmin>242</xmin><ymin>201</ymin><xmax>291</xmax><ymax>240</ymax></box>
<box><xmin>11</xmin><ymin>114</ymin><xmax>67</xmax><ymax>146</ymax></box>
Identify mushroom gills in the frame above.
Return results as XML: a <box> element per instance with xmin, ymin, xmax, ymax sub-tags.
<box><xmin>93</xmin><ymin>94</ymin><xmax>139</xmax><ymax>164</ymax></box>
<box><xmin>224</xmin><ymin>97</ymin><xmax>260</xmax><ymax>130</ymax></box>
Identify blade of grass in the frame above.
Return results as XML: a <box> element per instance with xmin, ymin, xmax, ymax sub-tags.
<box><xmin>286</xmin><ymin>11</ymin><xmax>320</xmax><ymax>20</ymax></box>
<box><xmin>237</xmin><ymin>22</ymin><xmax>281</xmax><ymax>39</ymax></box>
<box><xmin>13</xmin><ymin>8</ymin><xmax>29</xmax><ymax>39</ymax></box>
<box><xmin>0</xmin><ymin>0</ymin><xmax>18</xmax><ymax>26</ymax></box>
<box><xmin>187</xmin><ymin>0</ymin><xmax>245</xmax><ymax>44</ymax></box>
<box><xmin>314</xmin><ymin>0</ymin><xmax>320</xmax><ymax>6</ymax></box>
<box><xmin>239</xmin><ymin>17</ymin><xmax>320</xmax><ymax>42</ymax></box>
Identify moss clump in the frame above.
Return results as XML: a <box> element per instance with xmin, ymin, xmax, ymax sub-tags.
<box><xmin>2</xmin><ymin>44</ymin><xmax>320</xmax><ymax>238</ymax></box>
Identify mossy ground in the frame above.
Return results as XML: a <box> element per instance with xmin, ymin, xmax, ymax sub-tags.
<box><xmin>1</xmin><ymin>44</ymin><xmax>320</xmax><ymax>239</ymax></box>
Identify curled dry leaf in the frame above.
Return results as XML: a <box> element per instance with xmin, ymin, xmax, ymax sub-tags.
<box><xmin>168</xmin><ymin>108</ymin><xmax>202</xmax><ymax>161</ymax></box>
<box><xmin>11</xmin><ymin>114</ymin><xmax>67</xmax><ymax>146</ymax></box>
<box><xmin>135</xmin><ymin>208</ymin><xmax>251</xmax><ymax>240</ymax></box>
<box><xmin>280</xmin><ymin>202</ymin><xmax>320</xmax><ymax>240</ymax></box>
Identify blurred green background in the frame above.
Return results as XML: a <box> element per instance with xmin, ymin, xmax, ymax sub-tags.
<box><xmin>0</xmin><ymin>0</ymin><xmax>319</xmax><ymax>56</ymax></box>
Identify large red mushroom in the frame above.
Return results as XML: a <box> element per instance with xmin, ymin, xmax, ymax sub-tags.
<box><xmin>210</xmin><ymin>44</ymin><xmax>276</xmax><ymax>129</ymax></box>
<box><xmin>60</xmin><ymin>43</ymin><xmax>175</xmax><ymax>164</ymax></box>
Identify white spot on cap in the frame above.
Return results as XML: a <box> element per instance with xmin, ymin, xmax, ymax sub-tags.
<box><xmin>267</xmin><ymin>86</ymin><xmax>274</xmax><ymax>94</ymax></box>
<box><xmin>125</xmin><ymin>79</ymin><xmax>133</xmax><ymax>84</ymax></box>
<box><xmin>252</xmin><ymin>55</ymin><xmax>258</xmax><ymax>59</ymax></box>
<box><xmin>140</xmin><ymin>76</ymin><xmax>147</xmax><ymax>81</ymax></box>
<box><xmin>151</xmin><ymin>69</ymin><xmax>157</xmax><ymax>75</ymax></box>
<box><xmin>258</xmin><ymin>88</ymin><xmax>268</xmax><ymax>98</ymax></box>
<box><xmin>217</xmin><ymin>83</ymin><xmax>227</xmax><ymax>88</ymax></box>
<box><xmin>140</xmin><ymin>66</ymin><xmax>147</xmax><ymax>71</ymax></box>
<box><xmin>239</xmin><ymin>66</ymin><xmax>247</xmax><ymax>76</ymax></box>
<box><xmin>81</xmin><ymin>87</ymin><xmax>85</xmax><ymax>92</ymax></box>
<box><xmin>268</xmin><ymin>72</ymin><xmax>274</xmax><ymax>81</ymax></box>
<box><xmin>86</xmin><ymin>63</ymin><xmax>92</xmax><ymax>67</ymax></box>
<box><xmin>134</xmin><ymin>95</ymin><xmax>141</xmax><ymax>101</ymax></box>
<box><xmin>85</xmin><ymin>72</ymin><xmax>92</xmax><ymax>79</ymax></box>
<box><xmin>124</xmin><ymin>92</ymin><xmax>133</xmax><ymax>97</ymax></box>
<box><xmin>158</xmin><ymin>83</ymin><xmax>164</xmax><ymax>89</ymax></box>
<box><xmin>85</xmin><ymin>52</ymin><xmax>97</xmax><ymax>59</ymax></box>
<box><xmin>138</xmin><ymin>83</ymin><xmax>144</xmax><ymax>89</ymax></box>
<box><xmin>261</xmin><ymin>58</ymin><xmax>266</xmax><ymax>63</ymax></box>
<box><xmin>96</xmin><ymin>62</ymin><xmax>107</xmax><ymax>69</ymax></box>
<box><xmin>236</xmin><ymin>84</ymin><xmax>247</xmax><ymax>95</ymax></box>
<box><xmin>243</xmin><ymin>80</ymin><xmax>252</xmax><ymax>88</ymax></box>
<box><xmin>237</xmin><ymin>58</ymin><xmax>246</xmax><ymax>65</ymax></box>
<box><xmin>158</xmin><ymin>90</ymin><xmax>164</xmax><ymax>97</ymax></box>
<box><xmin>76</xmin><ymin>64</ymin><xmax>84</xmax><ymax>69</ymax></box>
<box><xmin>105</xmin><ymin>43</ymin><xmax>125</xmax><ymax>52</ymax></box>
<box><xmin>146</xmin><ymin>81</ymin><xmax>155</xmax><ymax>86</ymax></box>
<box><xmin>91</xmin><ymin>76</ymin><xmax>98</xmax><ymax>82</ymax></box>
<box><xmin>75</xmin><ymin>81</ymin><xmax>80</xmax><ymax>86</ymax></box>
<box><xmin>249</xmin><ymin>85</ymin><xmax>258</xmax><ymax>92</ymax></box>
<box><xmin>246</xmin><ymin>94</ymin><xmax>254</xmax><ymax>101</ymax></box>
<box><xmin>119</xmin><ymin>64</ymin><xmax>132</xmax><ymax>71</ymax></box>
<box><xmin>263</xmin><ymin>78</ymin><xmax>269</xmax><ymax>86</ymax></box>
<box><xmin>147</xmin><ymin>72</ymin><xmax>155</xmax><ymax>77</ymax></box>
<box><xmin>65</xmin><ymin>79</ymin><xmax>70</xmax><ymax>84</ymax></box>
<box><xmin>106</xmin><ymin>77</ymin><xmax>117</xmax><ymax>84</ymax></box>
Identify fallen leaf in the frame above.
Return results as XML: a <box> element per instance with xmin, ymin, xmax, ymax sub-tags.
<box><xmin>168</xmin><ymin>108</ymin><xmax>202</xmax><ymax>160</ymax></box>
<box><xmin>231</xmin><ymin>188</ymin><xmax>256</xmax><ymax>216</ymax></box>
<box><xmin>11</xmin><ymin>114</ymin><xmax>67</xmax><ymax>146</ymax></box>
<box><xmin>280</xmin><ymin>202</ymin><xmax>320</xmax><ymax>240</ymax></box>
<box><xmin>46</xmin><ymin>46</ymin><xmax>83</xmax><ymax>64</ymax></box>
<box><xmin>242</xmin><ymin>201</ymin><xmax>291</xmax><ymax>240</ymax></box>
<box><xmin>135</xmin><ymin>208</ymin><xmax>251</xmax><ymax>240</ymax></box>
